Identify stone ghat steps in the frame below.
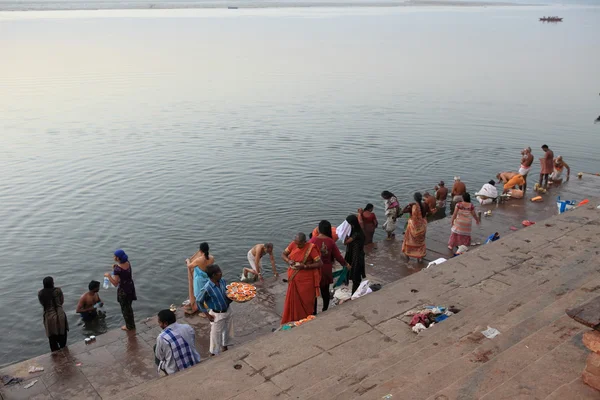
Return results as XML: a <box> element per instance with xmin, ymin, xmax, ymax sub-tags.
<box><xmin>115</xmin><ymin>206</ymin><xmax>600</xmax><ymax>400</ymax></box>
<box><xmin>303</xmin><ymin>246</ymin><xmax>600</xmax><ymax>399</ymax></box>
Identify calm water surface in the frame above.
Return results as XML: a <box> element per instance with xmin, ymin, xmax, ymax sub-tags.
<box><xmin>1</xmin><ymin>4</ymin><xmax>599</xmax><ymax>365</ymax></box>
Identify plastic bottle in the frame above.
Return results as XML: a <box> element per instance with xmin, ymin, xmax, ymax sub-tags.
<box><xmin>103</xmin><ymin>277</ymin><xmax>110</xmax><ymax>289</ymax></box>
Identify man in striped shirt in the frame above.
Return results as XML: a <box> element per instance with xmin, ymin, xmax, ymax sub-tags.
<box><xmin>197</xmin><ymin>264</ymin><xmax>234</xmax><ymax>356</ymax></box>
<box><xmin>155</xmin><ymin>309</ymin><xmax>200</xmax><ymax>375</ymax></box>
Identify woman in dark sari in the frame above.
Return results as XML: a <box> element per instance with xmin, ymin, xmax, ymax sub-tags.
<box><xmin>105</xmin><ymin>249</ymin><xmax>137</xmax><ymax>331</ymax></box>
<box><xmin>38</xmin><ymin>276</ymin><xmax>69</xmax><ymax>351</ymax></box>
<box><xmin>344</xmin><ymin>215</ymin><xmax>366</xmax><ymax>294</ymax></box>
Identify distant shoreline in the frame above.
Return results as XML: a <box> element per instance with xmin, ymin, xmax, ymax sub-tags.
<box><xmin>0</xmin><ymin>0</ymin><xmax>533</xmax><ymax>13</ymax></box>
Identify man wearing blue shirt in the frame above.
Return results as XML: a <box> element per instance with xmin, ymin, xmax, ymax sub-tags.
<box><xmin>196</xmin><ymin>264</ymin><xmax>234</xmax><ymax>356</ymax></box>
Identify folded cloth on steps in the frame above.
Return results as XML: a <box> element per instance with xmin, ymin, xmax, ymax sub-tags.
<box><xmin>410</xmin><ymin>314</ymin><xmax>429</xmax><ymax>327</ymax></box>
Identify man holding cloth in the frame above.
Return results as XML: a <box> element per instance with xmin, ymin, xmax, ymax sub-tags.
<box><xmin>197</xmin><ymin>264</ymin><xmax>234</xmax><ymax>356</ymax></box>
<box><xmin>155</xmin><ymin>309</ymin><xmax>200</xmax><ymax>375</ymax></box>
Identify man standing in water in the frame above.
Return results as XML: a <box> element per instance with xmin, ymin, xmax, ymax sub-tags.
<box><xmin>450</xmin><ymin>177</ymin><xmax>466</xmax><ymax>214</ymax></box>
<box><xmin>540</xmin><ymin>144</ymin><xmax>554</xmax><ymax>188</ymax></box>
<box><xmin>76</xmin><ymin>280</ymin><xmax>103</xmax><ymax>322</ymax></box>
<box><xmin>242</xmin><ymin>243</ymin><xmax>278</xmax><ymax>281</ymax></box>
<box><xmin>435</xmin><ymin>181</ymin><xmax>448</xmax><ymax>211</ymax></box>
<box><xmin>519</xmin><ymin>147</ymin><xmax>534</xmax><ymax>192</ymax></box>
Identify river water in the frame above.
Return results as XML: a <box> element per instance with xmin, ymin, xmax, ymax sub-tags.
<box><xmin>1</xmin><ymin>2</ymin><xmax>599</xmax><ymax>366</ymax></box>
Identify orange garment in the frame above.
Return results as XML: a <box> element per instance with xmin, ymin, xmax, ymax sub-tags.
<box><xmin>402</xmin><ymin>203</ymin><xmax>427</xmax><ymax>258</ymax></box>
<box><xmin>504</xmin><ymin>174</ymin><xmax>525</xmax><ymax>190</ymax></box>
<box><xmin>312</xmin><ymin>226</ymin><xmax>338</xmax><ymax>242</ymax></box>
<box><xmin>281</xmin><ymin>242</ymin><xmax>322</xmax><ymax>325</ymax></box>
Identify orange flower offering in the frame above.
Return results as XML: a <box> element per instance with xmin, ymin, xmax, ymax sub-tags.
<box><xmin>226</xmin><ymin>282</ymin><xmax>257</xmax><ymax>303</ymax></box>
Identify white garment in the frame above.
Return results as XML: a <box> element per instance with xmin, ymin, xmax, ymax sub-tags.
<box><xmin>476</xmin><ymin>183</ymin><xmax>498</xmax><ymax>205</ymax></box>
<box><xmin>383</xmin><ymin>216</ymin><xmax>397</xmax><ymax>233</ymax></box>
<box><xmin>335</xmin><ymin>220</ymin><xmax>351</xmax><ymax>243</ymax></box>
<box><xmin>247</xmin><ymin>249</ymin><xmax>259</xmax><ymax>272</ymax></box>
<box><xmin>209</xmin><ymin>309</ymin><xmax>234</xmax><ymax>355</ymax></box>
<box><xmin>351</xmin><ymin>280</ymin><xmax>372</xmax><ymax>300</ymax></box>
<box><xmin>550</xmin><ymin>169</ymin><xmax>563</xmax><ymax>180</ymax></box>
<box><xmin>155</xmin><ymin>322</ymin><xmax>200</xmax><ymax>375</ymax></box>
<box><xmin>518</xmin><ymin>166</ymin><xmax>531</xmax><ymax>176</ymax></box>
<box><xmin>477</xmin><ymin>183</ymin><xmax>498</xmax><ymax>199</ymax></box>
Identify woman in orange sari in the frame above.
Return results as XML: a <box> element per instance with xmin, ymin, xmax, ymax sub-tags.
<box><xmin>401</xmin><ymin>192</ymin><xmax>428</xmax><ymax>263</ymax></box>
<box><xmin>281</xmin><ymin>232</ymin><xmax>323</xmax><ymax>324</ymax></box>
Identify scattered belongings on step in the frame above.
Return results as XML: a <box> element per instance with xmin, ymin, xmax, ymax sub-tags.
<box><xmin>333</xmin><ymin>286</ymin><xmax>352</xmax><ymax>304</ymax></box>
<box><xmin>483</xmin><ymin>210</ymin><xmax>492</xmax><ymax>217</ymax></box>
<box><xmin>578</xmin><ymin>172</ymin><xmax>583</xmax><ymax>179</ymax></box>
<box><xmin>578</xmin><ymin>199</ymin><xmax>590</xmax><ymax>207</ymax></box>
<box><xmin>510</xmin><ymin>226</ymin><xmax>519</xmax><ymax>231</ymax></box>
<box><xmin>481</xmin><ymin>326</ymin><xmax>501</xmax><ymax>339</ymax></box>
<box><xmin>1</xmin><ymin>375</ymin><xmax>24</xmax><ymax>386</ymax></box>
<box><xmin>426</xmin><ymin>258</ymin><xmax>447</xmax><ymax>269</ymax></box>
<box><xmin>370</xmin><ymin>283</ymin><xmax>382</xmax><ymax>292</ymax></box>
<box><xmin>278</xmin><ymin>315</ymin><xmax>316</xmax><ymax>331</ymax></box>
<box><xmin>522</xmin><ymin>220</ymin><xmax>535</xmax><ymax>227</ymax></box>
<box><xmin>23</xmin><ymin>380</ymin><xmax>38</xmax><ymax>389</ymax></box>
<box><xmin>533</xmin><ymin>183</ymin><xmax>548</xmax><ymax>194</ymax></box>
<box><xmin>531</xmin><ymin>196</ymin><xmax>543</xmax><ymax>202</ymax></box>
<box><xmin>454</xmin><ymin>245</ymin><xmax>469</xmax><ymax>256</ymax></box>
<box><xmin>352</xmin><ymin>280</ymin><xmax>373</xmax><ymax>300</ymax></box>
<box><xmin>28</xmin><ymin>366</ymin><xmax>44</xmax><ymax>374</ymax></box>
<box><xmin>557</xmin><ymin>196</ymin><xmax>576</xmax><ymax>214</ymax></box>
<box><xmin>406</xmin><ymin>305</ymin><xmax>461</xmax><ymax>334</ymax></box>
<box><xmin>485</xmin><ymin>232</ymin><xmax>500</xmax><ymax>244</ymax></box>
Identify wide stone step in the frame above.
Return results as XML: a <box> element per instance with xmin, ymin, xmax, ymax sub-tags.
<box><xmin>314</xmin><ymin>255</ymin><xmax>600</xmax><ymax>399</ymax></box>
<box><xmin>479</xmin><ymin>329</ymin><xmax>590</xmax><ymax>400</ymax></box>
<box><xmin>545</xmin><ymin>376</ymin><xmax>600</xmax><ymax>400</ymax></box>
<box><xmin>355</xmin><ymin>286</ymin><xmax>600</xmax><ymax>400</ymax></box>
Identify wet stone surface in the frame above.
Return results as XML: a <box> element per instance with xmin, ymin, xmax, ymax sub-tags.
<box><xmin>2</xmin><ymin>175</ymin><xmax>600</xmax><ymax>399</ymax></box>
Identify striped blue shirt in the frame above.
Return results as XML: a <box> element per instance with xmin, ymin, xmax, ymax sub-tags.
<box><xmin>197</xmin><ymin>278</ymin><xmax>230</xmax><ymax>313</ymax></box>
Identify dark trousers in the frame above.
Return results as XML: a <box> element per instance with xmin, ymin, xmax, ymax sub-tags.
<box><xmin>313</xmin><ymin>283</ymin><xmax>331</xmax><ymax>315</ymax></box>
<box><xmin>539</xmin><ymin>173</ymin><xmax>549</xmax><ymax>187</ymax></box>
<box><xmin>119</xmin><ymin>297</ymin><xmax>136</xmax><ymax>330</ymax></box>
<box><xmin>48</xmin><ymin>333</ymin><xmax>67</xmax><ymax>352</ymax></box>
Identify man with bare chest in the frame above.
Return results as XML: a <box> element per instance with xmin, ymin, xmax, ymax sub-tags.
<box><xmin>76</xmin><ymin>280</ymin><xmax>103</xmax><ymax>322</ymax></box>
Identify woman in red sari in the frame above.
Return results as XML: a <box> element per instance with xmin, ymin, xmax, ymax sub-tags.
<box><xmin>402</xmin><ymin>192</ymin><xmax>428</xmax><ymax>263</ymax></box>
<box><xmin>281</xmin><ymin>232</ymin><xmax>323</xmax><ymax>324</ymax></box>
<box><xmin>309</xmin><ymin>220</ymin><xmax>350</xmax><ymax>315</ymax></box>
<box><xmin>358</xmin><ymin>203</ymin><xmax>378</xmax><ymax>246</ymax></box>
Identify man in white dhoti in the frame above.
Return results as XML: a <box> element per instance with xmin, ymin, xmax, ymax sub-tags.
<box><xmin>242</xmin><ymin>243</ymin><xmax>277</xmax><ymax>282</ymax></box>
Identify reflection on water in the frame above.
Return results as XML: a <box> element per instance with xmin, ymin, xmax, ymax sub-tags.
<box><xmin>0</xmin><ymin>5</ymin><xmax>599</xmax><ymax>366</ymax></box>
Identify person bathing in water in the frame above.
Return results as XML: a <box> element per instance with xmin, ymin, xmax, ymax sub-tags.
<box><xmin>242</xmin><ymin>243</ymin><xmax>278</xmax><ymax>282</ymax></box>
<box><xmin>381</xmin><ymin>191</ymin><xmax>400</xmax><ymax>240</ymax></box>
<box><xmin>185</xmin><ymin>242</ymin><xmax>214</xmax><ymax>314</ymax></box>
<box><xmin>76</xmin><ymin>280</ymin><xmax>103</xmax><ymax>322</ymax></box>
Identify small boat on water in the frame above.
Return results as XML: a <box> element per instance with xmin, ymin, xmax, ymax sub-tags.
<box><xmin>539</xmin><ymin>16</ymin><xmax>563</xmax><ymax>22</ymax></box>
<box><xmin>228</xmin><ymin>6</ymin><xmax>238</xmax><ymax>9</ymax></box>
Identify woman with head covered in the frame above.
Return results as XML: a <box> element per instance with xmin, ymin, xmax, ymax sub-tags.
<box><xmin>105</xmin><ymin>249</ymin><xmax>137</xmax><ymax>331</ymax></box>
